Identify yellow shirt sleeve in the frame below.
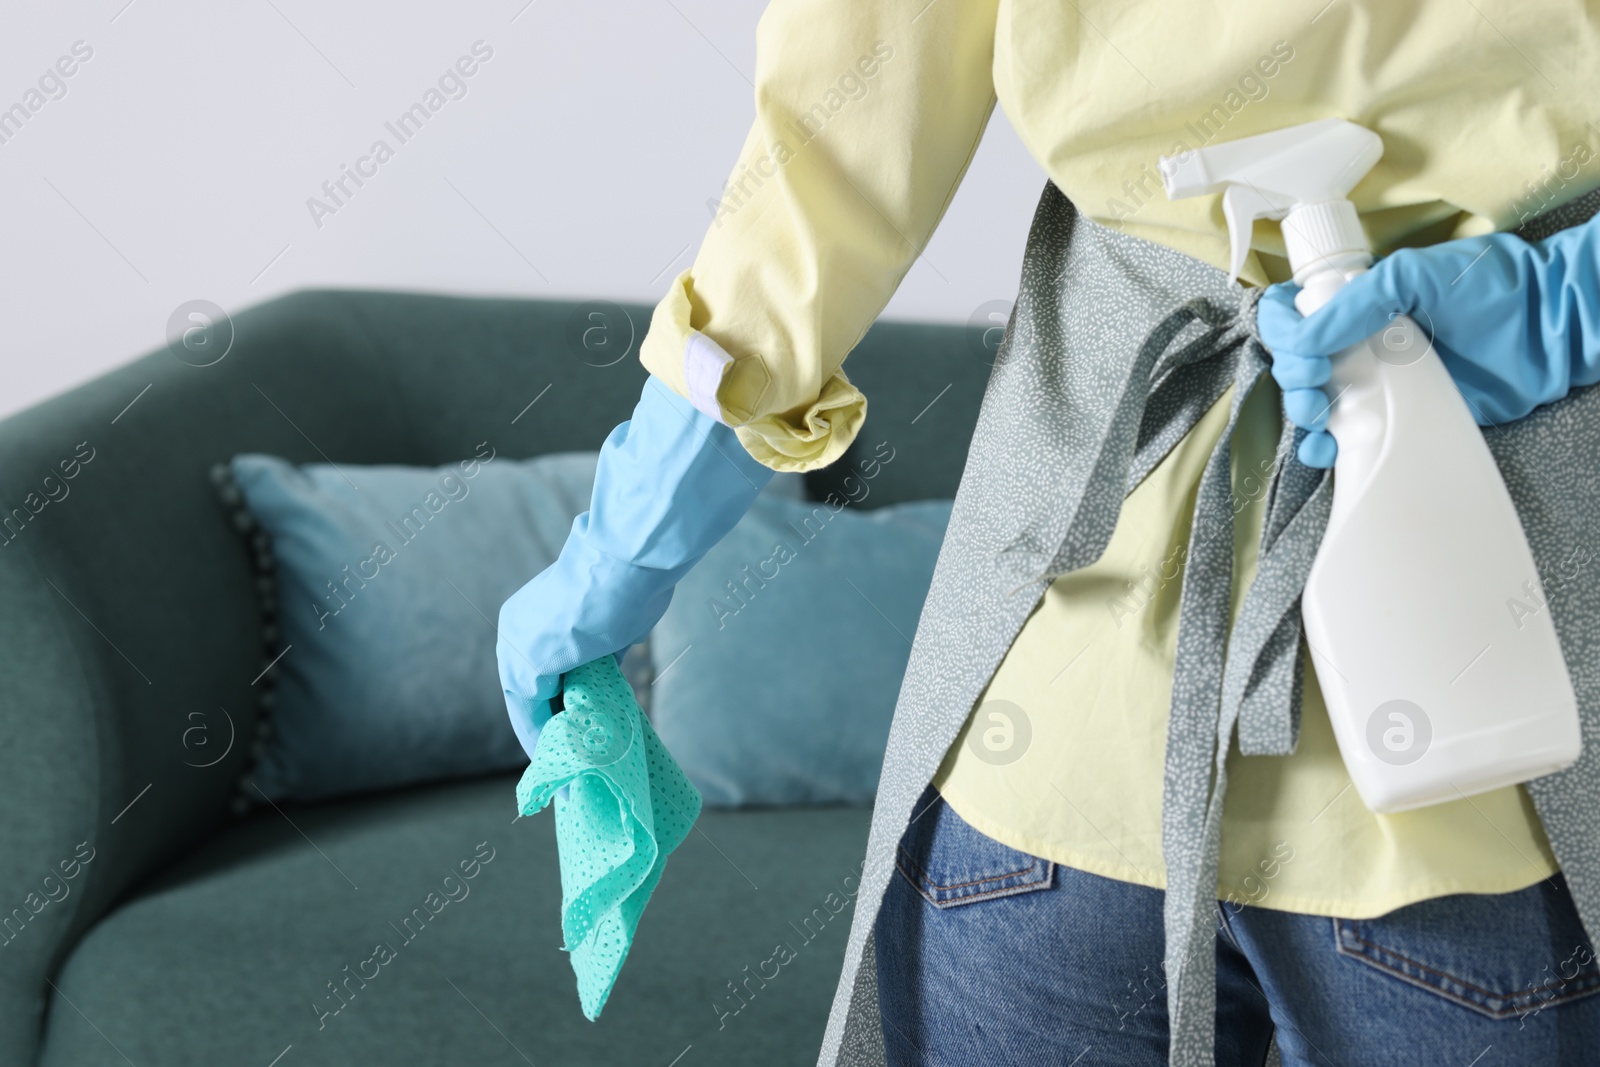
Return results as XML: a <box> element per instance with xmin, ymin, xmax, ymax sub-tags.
<box><xmin>639</xmin><ymin>0</ymin><xmax>1001</xmax><ymax>472</ymax></box>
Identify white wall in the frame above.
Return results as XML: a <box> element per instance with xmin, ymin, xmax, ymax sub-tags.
<box><xmin>0</xmin><ymin>0</ymin><xmax>1045</xmax><ymax>420</ymax></box>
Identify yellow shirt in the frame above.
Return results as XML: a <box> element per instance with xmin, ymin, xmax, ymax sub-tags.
<box><xmin>639</xmin><ymin>0</ymin><xmax>1598</xmax><ymax>916</ymax></box>
<box><xmin>641</xmin><ymin>0</ymin><xmax>1600</xmax><ymax>472</ymax></box>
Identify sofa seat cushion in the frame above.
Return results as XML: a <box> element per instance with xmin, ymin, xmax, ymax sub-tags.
<box><xmin>37</xmin><ymin>773</ymin><xmax>870</xmax><ymax>1067</ymax></box>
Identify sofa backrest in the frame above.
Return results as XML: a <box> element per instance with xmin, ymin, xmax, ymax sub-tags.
<box><xmin>0</xmin><ymin>289</ymin><xmax>990</xmax><ymax>1064</ymax></box>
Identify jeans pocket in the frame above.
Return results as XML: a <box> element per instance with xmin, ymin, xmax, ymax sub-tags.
<box><xmin>893</xmin><ymin>786</ymin><xmax>1054</xmax><ymax>909</ymax></box>
<box><xmin>1334</xmin><ymin>875</ymin><xmax>1600</xmax><ymax>1020</ymax></box>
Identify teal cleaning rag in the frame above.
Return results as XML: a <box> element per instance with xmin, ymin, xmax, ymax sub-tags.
<box><xmin>514</xmin><ymin>655</ymin><xmax>701</xmax><ymax>1020</ymax></box>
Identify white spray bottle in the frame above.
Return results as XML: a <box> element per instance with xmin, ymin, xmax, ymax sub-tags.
<box><xmin>1160</xmin><ymin>118</ymin><xmax>1581</xmax><ymax>814</ymax></box>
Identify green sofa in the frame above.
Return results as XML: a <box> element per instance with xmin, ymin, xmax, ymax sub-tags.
<box><xmin>0</xmin><ymin>290</ymin><xmax>990</xmax><ymax>1066</ymax></box>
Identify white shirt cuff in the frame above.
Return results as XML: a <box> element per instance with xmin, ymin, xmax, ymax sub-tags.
<box><xmin>683</xmin><ymin>331</ymin><xmax>735</xmax><ymax>425</ymax></box>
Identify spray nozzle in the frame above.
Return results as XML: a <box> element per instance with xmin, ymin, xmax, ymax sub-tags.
<box><xmin>1159</xmin><ymin>118</ymin><xmax>1383</xmax><ymax>288</ymax></box>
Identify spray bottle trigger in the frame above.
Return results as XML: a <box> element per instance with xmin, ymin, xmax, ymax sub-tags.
<box><xmin>1220</xmin><ymin>184</ymin><xmax>1295</xmax><ymax>284</ymax></box>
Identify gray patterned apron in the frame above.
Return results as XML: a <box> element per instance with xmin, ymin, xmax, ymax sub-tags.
<box><xmin>817</xmin><ymin>180</ymin><xmax>1600</xmax><ymax>1067</ymax></box>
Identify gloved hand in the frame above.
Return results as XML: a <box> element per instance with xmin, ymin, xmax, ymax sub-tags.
<box><xmin>498</xmin><ymin>375</ymin><xmax>773</xmax><ymax>757</ymax></box>
<box><xmin>1258</xmin><ymin>213</ymin><xmax>1600</xmax><ymax>467</ymax></box>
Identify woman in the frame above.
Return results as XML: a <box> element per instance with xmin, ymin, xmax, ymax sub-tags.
<box><xmin>498</xmin><ymin>2</ymin><xmax>1600</xmax><ymax>1063</ymax></box>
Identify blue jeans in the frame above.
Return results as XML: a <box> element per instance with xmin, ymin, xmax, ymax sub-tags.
<box><xmin>874</xmin><ymin>786</ymin><xmax>1600</xmax><ymax>1066</ymax></box>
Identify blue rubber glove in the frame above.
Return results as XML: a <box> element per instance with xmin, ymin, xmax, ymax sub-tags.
<box><xmin>1258</xmin><ymin>213</ymin><xmax>1600</xmax><ymax>468</ymax></box>
<box><xmin>497</xmin><ymin>375</ymin><xmax>773</xmax><ymax>757</ymax></box>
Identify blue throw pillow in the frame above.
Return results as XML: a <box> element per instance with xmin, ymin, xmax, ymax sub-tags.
<box><xmin>649</xmin><ymin>495</ymin><xmax>952</xmax><ymax>808</ymax></box>
<box><xmin>223</xmin><ymin>449</ymin><xmax>806</xmax><ymax>805</ymax></box>
<box><xmin>225</xmin><ymin>448</ymin><xmax>593</xmax><ymax>802</ymax></box>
